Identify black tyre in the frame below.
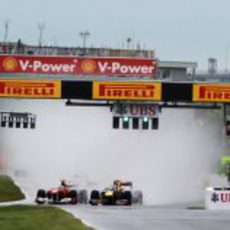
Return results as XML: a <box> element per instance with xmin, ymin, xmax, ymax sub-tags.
<box><xmin>90</xmin><ymin>190</ymin><xmax>100</xmax><ymax>200</ymax></box>
<box><xmin>68</xmin><ymin>190</ymin><xmax>78</xmax><ymax>204</ymax></box>
<box><xmin>89</xmin><ymin>190</ymin><xmax>100</xmax><ymax>205</ymax></box>
<box><xmin>123</xmin><ymin>191</ymin><xmax>132</xmax><ymax>205</ymax></box>
<box><xmin>35</xmin><ymin>189</ymin><xmax>46</xmax><ymax>204</ymax></box>
<box><xmin>36</xmin><ymin>189</ymin><xmax>46</xmax><ymax>198</ymax></box>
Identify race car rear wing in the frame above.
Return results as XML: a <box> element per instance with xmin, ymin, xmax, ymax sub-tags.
<box><xmin>113</xmin><ymin>180</ymin><xmax>133</xmax><ymax>190</ymax></box>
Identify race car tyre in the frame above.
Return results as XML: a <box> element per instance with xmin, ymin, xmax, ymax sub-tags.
<box><xmin>89</xmin><ymin>190</ymin><xmax>100</xmax><ymax>205</ymax></box>
<box><xmin>90</xmin><ymin>190</ymin><xmax>100</xmax><ymax>200</ymax></box>
<box><xmin>133</xmin><ymin>190</ymin><xmax>143</xmax><ymax>205</ymax></box>
<box><xmin>79</xmin><ymin>189</ymin><xmax>88</xmax><ymax>204</ymax></box>
<box><xmin>123</xmin><ymin>191</ymin><xmax>132</xmax><ymax>205</ymax></box>
<box><xmin>35</xmin><ymin>189</ymin><xmax>46</xmax><ymax>204</ymax></box>
<box><xmin>68</xmin><ymin>190</ymin><xmax>78</xmax><ymax>204</ymax></box>
<box><xmin>36</xmin><ymin>189</ymin><xmax>46</xmax><ymax>198</ymax></box>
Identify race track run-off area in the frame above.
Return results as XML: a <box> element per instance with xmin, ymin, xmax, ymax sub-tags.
<box><xmin>11</xmin><ymin>173</ymin><xmax>230</xmax><ymax>230</ymax></box>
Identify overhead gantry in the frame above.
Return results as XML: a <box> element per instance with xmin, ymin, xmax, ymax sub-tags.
<box><xmin>0</xmin><ymin>54</ymin><xmax>229</xmax><ymax>133</ymax></box>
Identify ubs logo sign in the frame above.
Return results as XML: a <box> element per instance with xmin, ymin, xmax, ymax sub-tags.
<box><xmin>211</xmin><ymin>192</ymin><xmax>219</xmax><ymax>203</ymax></box>
<box><xmin>113</xmin><ymin>104</ymin><xmax>159</xmax><ymax>117</ymax></box>
<box><xmin>211</xmin><ymin>192</ymin><xmax>230</xmax><ymax>203</ymax></box>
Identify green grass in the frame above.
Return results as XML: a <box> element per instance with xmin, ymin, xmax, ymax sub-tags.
<box><xmin>0</xmin><ymin>175</ymin><xmax>25</xmax><ymax>202</ymax></box>
<box><xmin>0</xmin><ymin>175</ymin><xmax>93</xmax><ymax>229</ymax></box>
<box><xmin>0</xmin><ymin>205</ymin><xmax>93</xmax><ymax>230</ymax></box>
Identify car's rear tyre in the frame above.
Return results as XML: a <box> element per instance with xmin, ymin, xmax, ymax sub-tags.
<box><xmin>135</xmin><ymin>191</ymin><xmax>143</xmax><ymax>205</ymax></box>
<box><xmin>68</xmin><ymin>190</ymin><xmax>78</xmax><ymax>204</ymax></box>
<box><xmin>123</xmin><ymin>191</ymin><xmax>132</xmax><ymax>205</ymax></box>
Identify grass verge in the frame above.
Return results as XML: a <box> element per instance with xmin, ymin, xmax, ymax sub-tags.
<box><xmin>0</xmin><ymin>174</ymin><xmax>25</xmax><ymax>202</ymax></box>
<box><xmin>0</xmin><ymin>205</ymin><xmax>93</xmax><ymax>230</ymax></box>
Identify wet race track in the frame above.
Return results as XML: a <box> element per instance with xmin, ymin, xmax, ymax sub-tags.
<box><xmin>12</xmin><ymin>175</ymin><xmax>230</xmax><ymax>230</ymax></box>
<box><xmin>63</xmin><ymin>204</ymin><xmax>230</xmax><ymax>230</ymax></box>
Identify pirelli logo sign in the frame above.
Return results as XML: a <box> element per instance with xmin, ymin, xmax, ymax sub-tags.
<box><xmin>193</xmin><ymin>84</ymin><xmax>230</xmax><ymax>102</ymax></box>
<box><xmin>0</xmin><ymin>80</ymin><xmax>61</xmax><ymax>98</ymax></box>
<box><xmin>93</xmin><ymin>82</ymin><xmax>162</xmax><ymax>100</ymax></box>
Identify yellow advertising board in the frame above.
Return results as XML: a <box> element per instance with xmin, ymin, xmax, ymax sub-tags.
<box><xmin>93</xmin><ymin>81</ymin><xmax>162</xmax><ymax>100</ymax></box>
<box><xmin>193</xmin><ymin>84</ymin><xmax>230</xmax><ymax>102</ymax></box>
<box><xmin>0</xmin><ymin>79</ymin><xmax>61</xmax><ymax>98</ymax></box>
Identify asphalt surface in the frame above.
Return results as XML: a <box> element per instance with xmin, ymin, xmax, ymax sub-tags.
<box><xmin>12</xmin><ymin>175</ymin><xmax>230</xmax><ymax>230</ymax></box>
<box><xmin>62</xmin><ymin>204</ymin><xmax>230</xmax><ymax>230</ymax></box>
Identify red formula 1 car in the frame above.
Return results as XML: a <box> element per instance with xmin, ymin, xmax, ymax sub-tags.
<box><xmin>89</xmin><ymin>180</ymin><xmax>143</xmax><ymax>206</ymax></box>
<box><xmin>35</xmin><ymin>180</ymin><xmax>88</xmax><ymax>205</ymax></box>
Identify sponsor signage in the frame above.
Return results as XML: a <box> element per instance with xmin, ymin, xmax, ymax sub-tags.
<box><xmin>112</xmin><ymin>104</ymin><xmax>159</xmax><ymax>117</ymax></box>
<box><xmin>0</xmin><ymin>55</ymin><xmax>158</xmax><ymax>77</ymax></box>
<box><xmin>206</xmin><ymin>187</ymin><xmax>230</xmax><ymax>210</ymax></box>
<box><xmin>193</xmin><ymin>84</ymin><xmax>230</xmax><ymax>102</ymax></box>
<box><xmin>93</xmin><ymin>82</ymin><xmax>161</xmax><ymax>100</ymax></box>
<box><xmin>0</xmin><ymin>80</ymin><xmax>61</xmax><ymax>98</ymax></box>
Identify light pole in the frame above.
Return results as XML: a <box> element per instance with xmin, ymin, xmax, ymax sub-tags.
<box><xmin>126</xmin><ymin>37</ymin><xmax>132</xmax><ymax>49</ymax></box>
<box><xmin>79</xmin><ymin>31</ymin><xmax>90</xmax><ymax>49</ymax></box>
<box><xmin>37</xmin><ymin>22</ymin><xmax>45</xmax><ymax>47</ymax></box>
<box><xmin>3</xmin><ymin>19</ymin><xmax>10</xmax><ymax>43</ymax></box>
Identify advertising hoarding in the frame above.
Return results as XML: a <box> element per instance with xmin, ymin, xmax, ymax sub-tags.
<box><xmin>93</xmin><ymin>81</ymin><xmax>161</xmax><ymax>100</ymax></box>
<box><xmin>193</xmin><ymin>84</ymin><xmax>230</xmax><ymax>102</ymax></box>
<box><xmin>0</xmin><ymin>55</ymin><xmax>158</xmax><ymax>77</ymax></box>
<box><xmin>206</xmin><ymin>187</ymin><xmax>230</xmax><ymax>210</ymax></box>
<box><xmin>0</xmin><ymin>79</ymin><xmax>61</xmax><ymax>98</ymax></box>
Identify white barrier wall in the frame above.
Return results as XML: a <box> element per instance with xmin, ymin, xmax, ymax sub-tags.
<box><xmin>206</xmin><ymin>187</ymin><xmax>230</xmax><ymax>210</ymax></box>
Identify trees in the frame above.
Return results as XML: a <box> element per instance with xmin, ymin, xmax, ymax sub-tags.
<box><xmin>216</xmin><ymin>156</ymin><xmax>230</xmax><ymax>185</ymax></box>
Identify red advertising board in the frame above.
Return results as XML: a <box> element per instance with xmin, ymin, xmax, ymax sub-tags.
<box><xmin>0</xmin><ymin>55</ymin><xmax>158</xmax><ymax>77</ymax></box>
